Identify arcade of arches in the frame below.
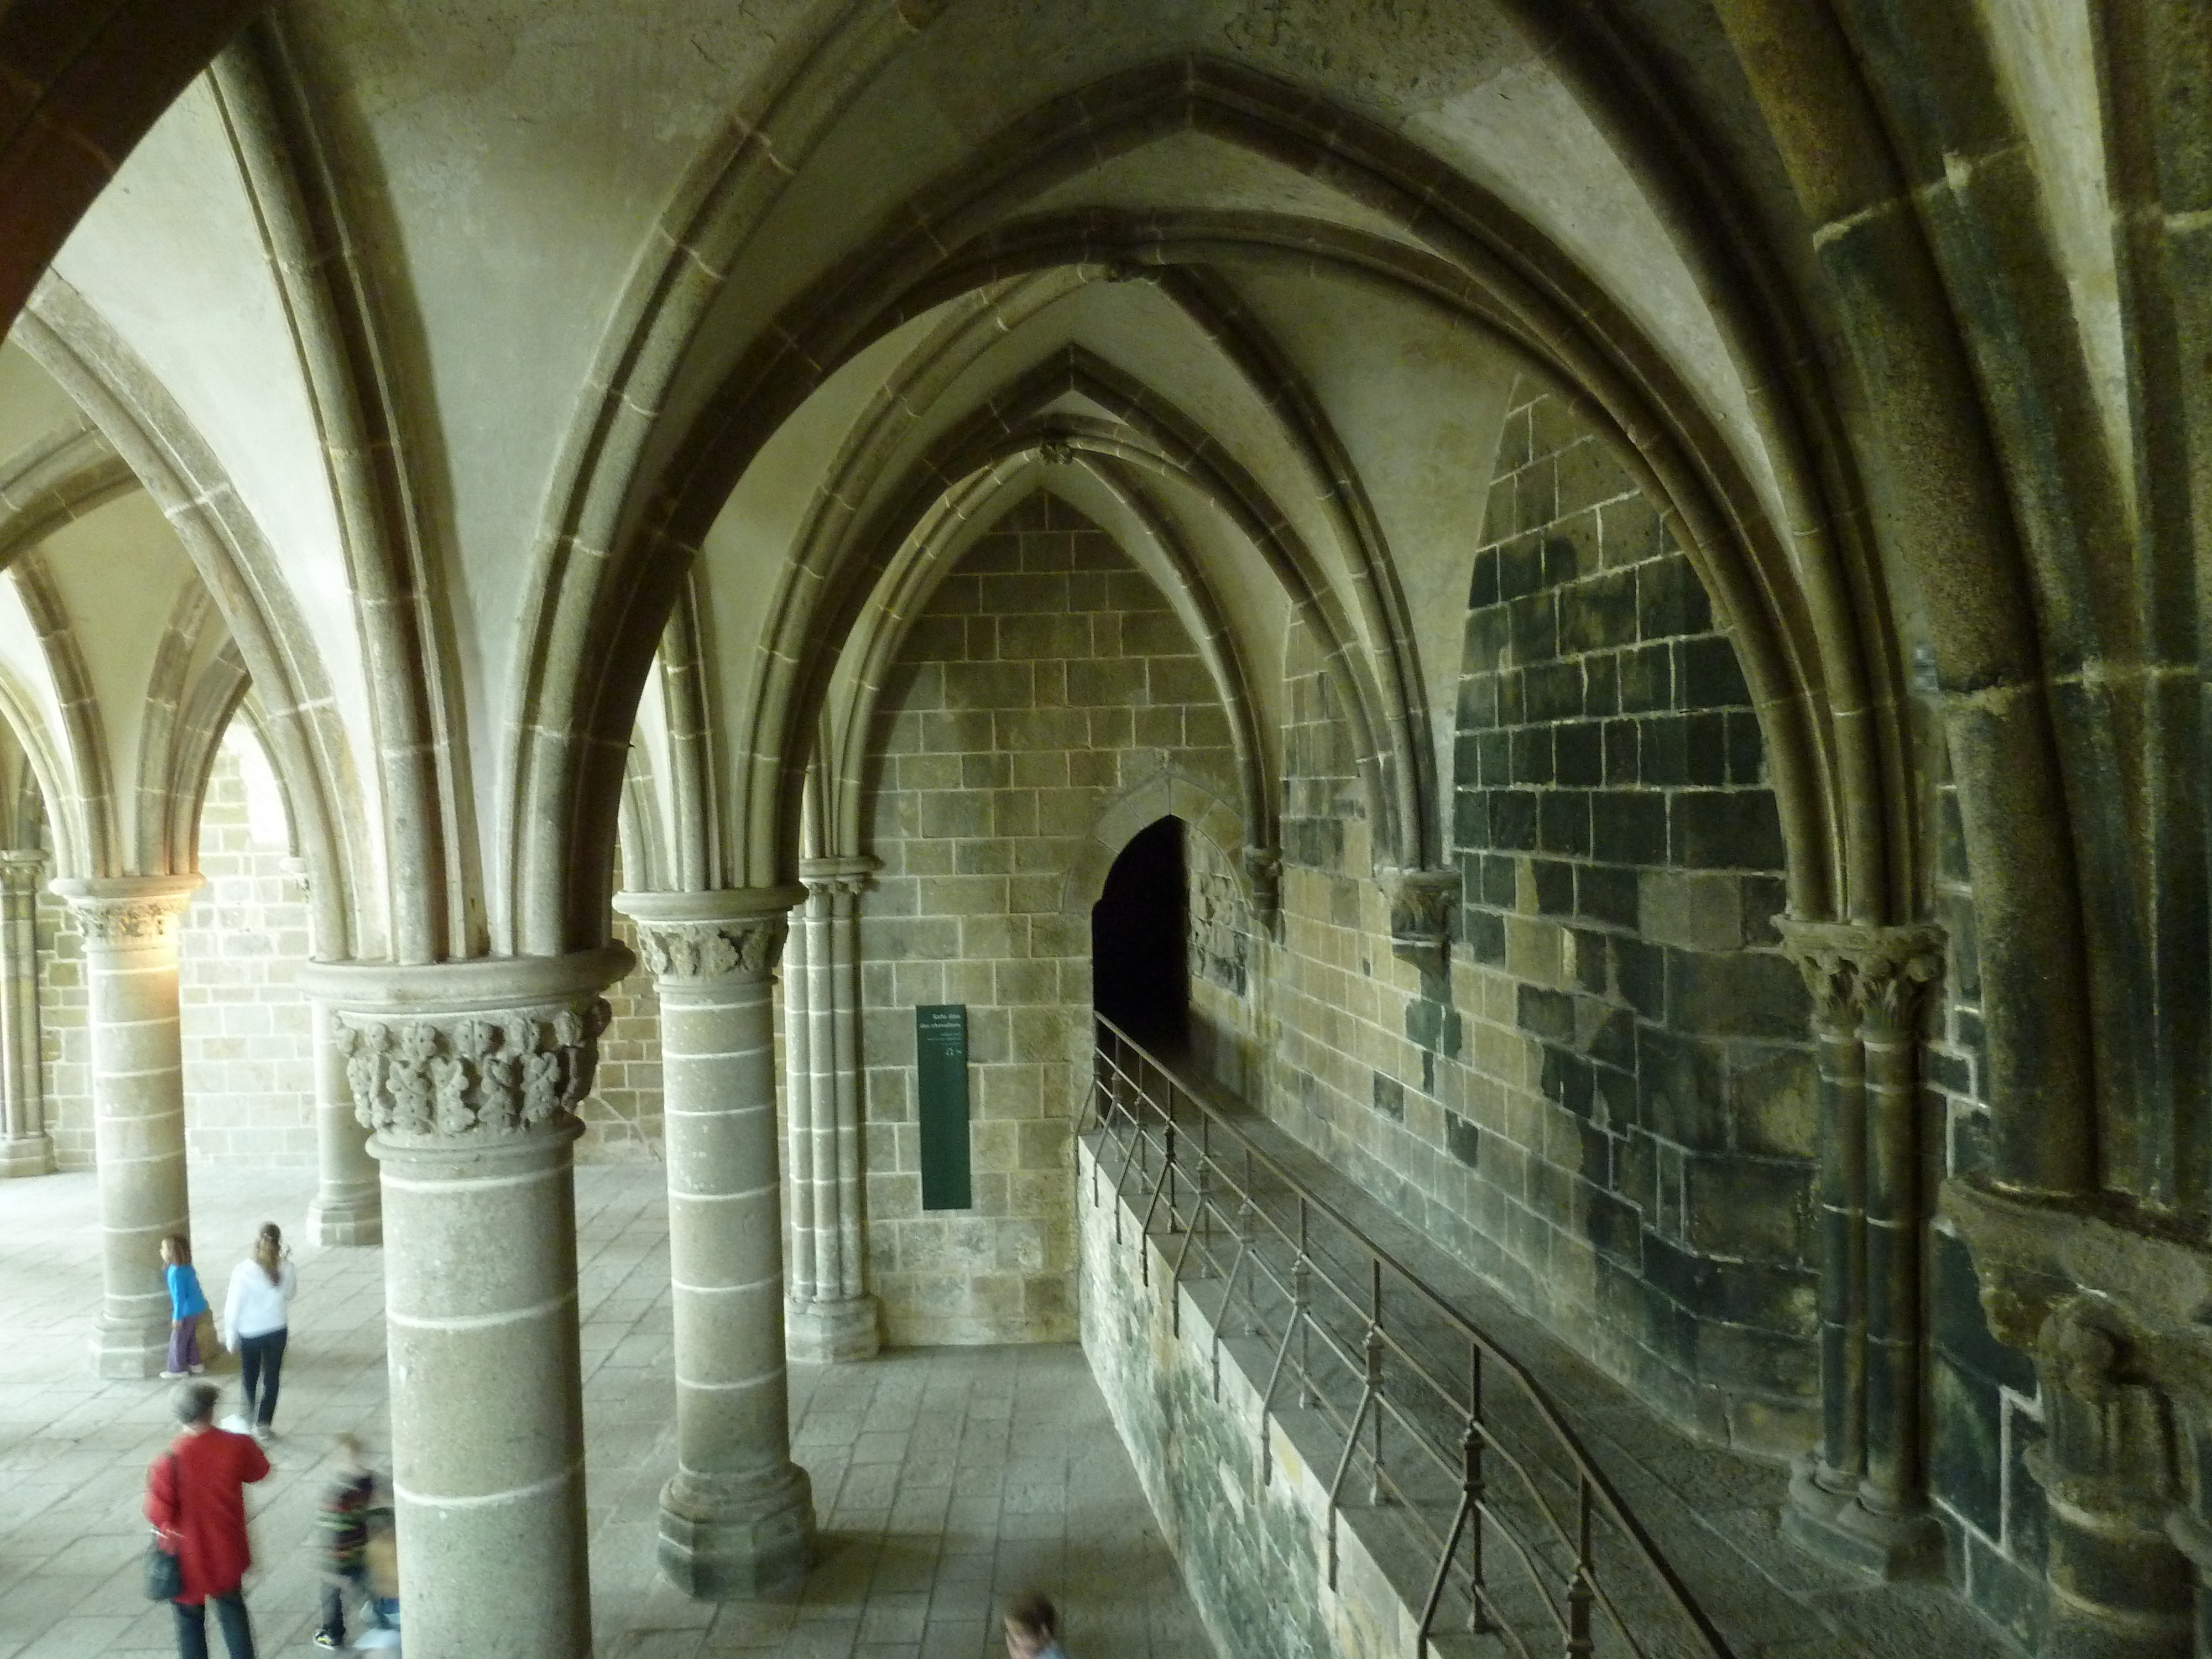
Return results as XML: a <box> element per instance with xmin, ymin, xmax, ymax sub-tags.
<box><xmin>0</xmin><ymin>3</ymin><xmax>2208</xmax><ymax>1656</ymax></box>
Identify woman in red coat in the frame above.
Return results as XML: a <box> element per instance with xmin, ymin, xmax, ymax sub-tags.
<box><xmin>145</xmin><ymin>1381</ymin><xmax>271</xmax><ymax>1659</ymax></box>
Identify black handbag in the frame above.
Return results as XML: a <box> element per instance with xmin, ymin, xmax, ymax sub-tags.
<box><xmin>145</xmin><ymin>1454</ymin><xmax>184</xmax><ymax>1601</ymax></box>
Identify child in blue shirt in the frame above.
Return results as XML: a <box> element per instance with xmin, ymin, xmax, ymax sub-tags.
<box><xmin>160</xmin><ymin>1234</ymin><xmax>208</xmax><ymax>1379</ymax></box>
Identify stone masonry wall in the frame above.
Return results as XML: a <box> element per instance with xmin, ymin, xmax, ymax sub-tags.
<box><xmin>1188</xmin><ymin>382</ymin><xmax>1816</xmax><ymax>1453</ymax></box>
<box><xmin>1078</xmin><ymin>1134</ymin><xmax>1411</xmax><ymax>1659</ymax></box>
<box><xmin>577</xmin><ymin>911</ymin><xmax>664</xmax><ymax>1163</ymax></box>
<box><xmin>860</xmin><ymin>488</ymin><xmax>1239</xmax><ymax>1346</ymax></box>
<box><xmin>42</xmin><ymin>724</ymin><xmax>319</xmax><ymax>1169</ymax></box>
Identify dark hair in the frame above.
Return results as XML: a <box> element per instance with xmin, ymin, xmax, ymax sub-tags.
<box><xmin>1005</xmin><ymin>1596</ymin><xmax>1058</xmax><ymax>1638</ymax></box>
<box><xmin>173</xmin><ymin>1381</ymin><xmax>218</xmax><ymax>1425</ymax></box>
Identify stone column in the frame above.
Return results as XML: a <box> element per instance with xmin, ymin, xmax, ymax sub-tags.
<box><xmin>616</xmin><ymin>886</ymin><xmax>817</xmax><ymax>1597</ymax></box>
<box><xmin>785</xmin><ymin>855</ymin><xmax>880</xmax><ymax>1364</ymax></box>
<box><xmin>305</xmin><ymin>998</ymin><xmax>381</xmax><ymax>1244</ymax></box>
<box><xmin>1777</xmin><ymin>917</ymin><xmax>1945</xmax><ymax>1577</ymax></box>
<box><xmin>290</xmin><ymin>857</ymin><xmax>380</xmax><ymax>1246</ymax></box>
<box><xmin>0</xmin><ymin>851</ymin><xmax>53</xmax><ymax>1175</ymax></box>
<box><xmin>53</xmin><ymin>874</ymin><xmax>202</xmax><ymax>1375</ymax></box>
<box><xmin>305</xmin><ymin>946</ymin><xmax>628</xmax><ymax>1659</ymax></box>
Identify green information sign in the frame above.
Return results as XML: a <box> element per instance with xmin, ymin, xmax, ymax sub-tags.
<box><xmin>915</xmin><ymin>1004</ymin><xmax>972</xmax><ymax>1211</ymax></box>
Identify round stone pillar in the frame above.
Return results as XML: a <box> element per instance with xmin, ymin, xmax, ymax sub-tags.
<box><xmin>0</xmin><ymin>850</ymin><xmax>54</xmax><ymax>1176</ymax></box>
<box><xmin>305</xmin><ymin>946</ymin><xmax>629</xmax><ymax>1659</ymax></box>
<box><xmin>305</xmin><ymin>998</ymin><xmax>381</xmax><ymax>1244</ymax></box>
<box><xmin>54</xmin><ymin>874</ymin><xmax>201</xmax><ymax>1375</ymax></box>
<box><xmin>785</xmin><ymin>856</ymin><xmax>880</xmax><ymax>1364</ymax></box>
<box><xmin>617</xmin><ymin>886</ymin><xmax>816</xmax><ymax>1597</ymax></box>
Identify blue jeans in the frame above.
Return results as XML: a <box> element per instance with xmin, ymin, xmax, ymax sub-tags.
<box><xmin>319</xmin><ymin>1565</ymin><xmax>391</xmax><ymax>1645</ymax></box>
<box><xmin>237</xmin><ymin>1329</ymin><xmax>286</xmax><ymax>1427</ymax></box>
<box><xmin>171</xmin><ymin>1589</ymin><xmax>255</xmax><ymax>1659</ymax></box>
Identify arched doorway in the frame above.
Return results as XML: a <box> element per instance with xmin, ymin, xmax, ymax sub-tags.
<box><xmin>1091</xmin><ymin>815</ymin><xmax>1188</xmax><ymax>1052</ymax></box>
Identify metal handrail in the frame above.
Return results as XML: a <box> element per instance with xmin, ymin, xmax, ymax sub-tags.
<box><xmin>1087</xmin><ymin>1016</ymin><xmax>1736</xmax><ymax>1659</ymax></box>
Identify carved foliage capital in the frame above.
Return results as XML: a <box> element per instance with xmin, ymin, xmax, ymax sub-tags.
<box><xmin>1773</xmin><ymin>919</ymin><xmax>1945</xmax><ymax>1035</ymax></box>
<box><xmin>1240</xmin><ymin>846</ymin><xmax>1282</xmax><ymax>934</ymax></box>
<box><xmin>634</xmin><ymin>917</ymin><xmax>786</xmax><ymax>983</ymax></box>
<box><xmin>2027</xmin><ymin>1298</ymin><xmax>2179</xmax><ymax>1524</ymax></box>
<box><xmin>333</xmin><ymin>998</ymin><xmax>611</xmax><ymax>1143</ymax></box>
<box><xmin>1382</xmin><ymin>867</ymin><xmax>1459</xmax><ymax>962</ymax></box>
<box><xmin>63</xmin><ymin>891</ymin><xmax>195</xmax><ymax>947</ymax></box>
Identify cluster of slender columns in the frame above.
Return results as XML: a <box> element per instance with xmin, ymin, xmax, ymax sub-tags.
<box><xmin>0</xmin><ymin>849</ymin><xmax>51</xmax><ymax>1175</ymax></box>
<box><xmin>1776</xmin><ymin>919</ymin><xmax>1947</xmax><ymax>1577</ymax></box>
<box><xmin>784</xmin><ymin>856</ymin><xmax>880</xmax><ymax>1363</ymax></box>
<box><xmin>617</xmin><ymin>885</ymin><xmax>818</xmax><ymax>1597</ymax></box>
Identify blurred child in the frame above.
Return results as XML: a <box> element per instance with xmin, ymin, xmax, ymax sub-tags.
<box><xmin>158</xmin><ymin>1236</ymin><xmax>207</xmax><ymax>1380</ymax></box>
<box><xmin>312</xmin><ymin>1434</ymin><xmax>393</xmax><ymax>1651</ymax></box>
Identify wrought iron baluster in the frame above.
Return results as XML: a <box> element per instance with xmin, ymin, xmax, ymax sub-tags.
<box><xmin>1296</xmin><ymin>1201</ymin><xmax>1316</xmax><ymax>1408</ymax></box>
<box><xmin>1566</xmin><ymin>1478</ymin><xmax>1594</xmax><ymax>1659</ymax></box>
<box><xmin>1366</xmin><ymin>1258</ymin><xmax>1387</xmax><ymax>1506</ymax></box>
<box><xmin>1469</xmin><ymin>1344</ymin><xmax>1491</xmax><ymax>1634</ymax></box>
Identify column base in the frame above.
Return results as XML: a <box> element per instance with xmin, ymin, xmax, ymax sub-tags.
<box><xmin>90</xmin><ymin>1311</ymin><xmax>169</xmax><ymax>1380</ymax></box>
<box><xmin>658</xmin><ymin>1463</ymin><xmax>816</xmax><ymax>1598</ymax></box>
<box><xmin>1783</xmin><ymin>1460</ymin><xmax>1944</xmax><ymax>1580</ymax></box>
<box><xmin>786</xmin><ymin>1295</ymin><xmax>879</xmax><ymax>1364</ymax></box>
<box><xmin>0</xmin><ymin>1131</ymin><xmax>54</xmax><ymax>1176</ymax></box>
<box><xmin>307</xmin><ymin>1183</ymin><xmax>383</xmax><ymax>1247</ymax></box>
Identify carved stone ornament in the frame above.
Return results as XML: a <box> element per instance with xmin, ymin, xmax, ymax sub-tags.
<box><xmin>1240</xmin><ymin>846</ymin><xmax>1282</xmax><ymax>933</ymax></box>
<box><xmin>65</xmin><ymin>894</ymin><xmax>193</xmax><ymax>947</ymax></box>
<box><xmin>1382</xmin><ymin>867</ymin><xmax>1460</xmax><ymax>963</ymax></box>
<box><xmin>634</xmin><ymin>918</ymin><xmax>786</xmax><ymax>983</ymax></box>
<box><xmin>1772</xmin><ymin>918</ymin><xmax>1945</xmax><ymax>1036</ymax></box>
<box><xmin>333</xmin><ymin>999</ymin><xmax>611</xmax><ymax>1141</ymax></box>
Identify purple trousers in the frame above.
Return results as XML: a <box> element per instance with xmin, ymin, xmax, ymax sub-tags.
<box><xmin>166</xmin><ymin>1319</ymin><xmax>201</xmax><ymax>1375</ymax></box>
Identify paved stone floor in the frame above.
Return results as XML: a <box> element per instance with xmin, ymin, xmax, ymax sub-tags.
<box><xmin>0</xmin><ymin>1165</ymin><xmax>1211</xmax><ymax>1658</ymax></box>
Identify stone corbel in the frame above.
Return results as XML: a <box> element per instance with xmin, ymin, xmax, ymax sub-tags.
<box><xmin>1380</xmin><ymin>866</ymin><xmax>1458</xmax><ymax>971</ymax></box>
<box><xmin>2027</xmin><ymin>1301</ymin><xmax>2197</xmax><ymax>1657</ymax></box>
<box><xmin>1240</xmin><ymin>846</ymin><xmax>1282</xmax><ymax>939</ymax></box>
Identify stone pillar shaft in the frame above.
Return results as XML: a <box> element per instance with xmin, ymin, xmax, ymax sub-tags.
<box><xmin>1808</xmin><ymin>1009</ymin><xmax>1865</xmax><ymax>1490</ymax></box>
<box><xmin>306</xmin><ymin>997</ymin><xmax>381</xmax><ymax>1244</ymax></box>
<box><xmin>291</xmin><ymin>857</ymin><xmax>380</xmax><ymax>1246</ymax></box>
<box><xmin>1777</xmin><ymin>917</ymin><xmax>1944</xmax><ymax>1578</ymax></box>
<box><xmin>307</xmin><ymin>946</ymin><xmax>627</xmax><ymax>1659</ymax></box>
<box><xmin>619</xmin><ymin>887</ymin><xmax>816</xmax><ymax>1597</ymax></box>
<box><xmin>784</xmin><ymin>857</ymin><xmax>878</xmax><ymax>1363</ymax></box>
<box><xmin>0</xmin><ymin>851</ymin><xmax>51</xmax><ymax>1175</ymax></box>
<box><xmin>1861</xmin><ymin>1013</ymin><xmax>1922</xmax><ymax>1518</ymax></box>
<box><xmin>55</xmin><ymin>875</ymin><xmax>200</xmax><ymax>1376</ymax></box>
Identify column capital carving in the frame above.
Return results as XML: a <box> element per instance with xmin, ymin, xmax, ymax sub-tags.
<box><xmin>49</xmin><ymin>874</ymin><xmax>203</xmax><ymax>946</ymax></box>
<box><xmin>614</xmin><ymin>886</ymin><xmax>806</xmax><ymax>984</ymax></box>
<box><xmin>797</xmin><ymin>855</ymin><xmax>879</xmax><ymax>900</ymax></box>
<box><xmin>301</xmin><ymin>945</ymin><xmax>631</xmax><ymax>1147</ymax></box>
<box><xmin>1241</xmin><ymin>845</ymin><xmax>1282</xmax><ymax>933</ymax></box>
<box><xmin>1380</xmin><ymin>865</ymin><xmax>1458</xmax><ymax>966</ymax></box>
<box><xmin>0</xmin><ymin>849</ymin><xmax>46</xmax><ymax>890</ymax></box>
<box><xmin>1773</xmin><ymin>917</ymin><xmax>1945</xmax><ymax>1034</ymax></box>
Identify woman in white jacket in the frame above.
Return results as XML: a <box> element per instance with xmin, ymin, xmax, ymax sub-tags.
<box><xmin>220</xmin><ymin>1222</ymin><xmax>296</xmax><ymax>1442</ymax></box>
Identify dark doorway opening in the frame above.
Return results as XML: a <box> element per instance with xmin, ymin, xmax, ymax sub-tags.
<box><xmin>1092</xmin><ymin>815</ymin><xmax>1188</xmax><ymax>1051</ymax></box>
